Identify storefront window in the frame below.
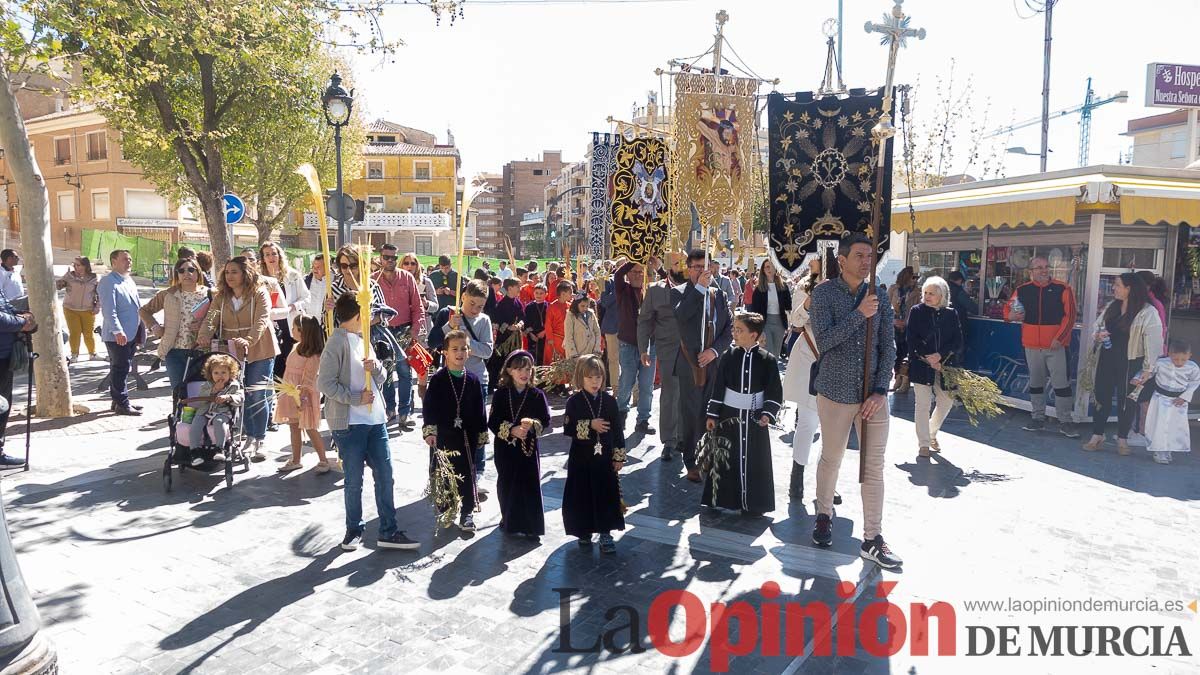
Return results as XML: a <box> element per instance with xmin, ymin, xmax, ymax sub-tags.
<box><xmin>1173</xmin><ymin>225</ymin><xmax>1200</xmax><ymax>311</ymax></box>
<box><xmin>1097</xmin><ymin>247</ymin><xmax>1161</xmax><ymax>313</ymax></box>
<box><xmin>983</xmin><ymin>245</ymin><xmax>1087</xmax><ymax>321</ymax></box>
<box><xmin>918</xmin><ymin>249</ymin><xmax>981</xmax><ymax>304</ymax></box>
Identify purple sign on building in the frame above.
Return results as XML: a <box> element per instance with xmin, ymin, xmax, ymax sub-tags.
<box><xmin>1146</xmin><ymin>63</ymin><xmax>1200</xmax><ymax>108</ymax></box>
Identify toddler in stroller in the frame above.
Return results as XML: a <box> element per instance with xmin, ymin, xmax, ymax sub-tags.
<box><xmin>187</xmin><ymin>353</ymin><xmax>244</xmax><ymax>464</ymax></box>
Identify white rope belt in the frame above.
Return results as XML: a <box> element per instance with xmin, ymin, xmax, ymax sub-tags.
<box><xmin>722</xmin><ymin>388</ymin><xmax>763</xmax><ymax>410</ymax></box>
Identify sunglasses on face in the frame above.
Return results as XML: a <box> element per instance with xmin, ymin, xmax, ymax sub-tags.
<box><xmin>402</xmin><ymin>261</ymin><xmax>417</xmax><ymax>266</ymax></box>
<box><xmin>338</xmin><ymin>262</ymin><xmax>359</xmax><ymax>270</ymax></box>
<box><xmin>178</xmin><ymin>267</ymin><xmax>198</xmax><ymax>274</ymax></box>
<box><xmin>381</xmin><ymin>255</ymin><xmax>398</xmax><ymax>261</ymax></box>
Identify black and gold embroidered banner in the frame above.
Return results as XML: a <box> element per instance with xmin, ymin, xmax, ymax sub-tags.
<box><xmin>610</xmin><ymin>137</ymin><xmax>670</xmax><ymax>263</ymax></box>
<box><xmin>767</xmin><ymin>91</ymin><xmax>893</xmax><ymax>272</ymax></box>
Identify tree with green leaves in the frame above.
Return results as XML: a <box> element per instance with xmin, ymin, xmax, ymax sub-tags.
<box><xmin>35</xmin><ymin>0</ymin><xmax>386</xmax><ymax>266</ymax></box>
<box><xmin>231</xmin><ymin>51</ymin><xmax>366</xmax><ymax>245</ymax></box>
<box><xmin>0</xmin><ymin>10</ymin><xmax>74</xmax><ymax>418</ymax></box>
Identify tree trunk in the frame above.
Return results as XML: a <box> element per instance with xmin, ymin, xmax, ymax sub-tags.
<box><xmin>0</xmin><ymin>64</ymin><xmax>73</xmax><ymax>418</ymax></box>
<box><xmin>202</xmin><ymin>195</ymin><xmax>231</xmax><ymax>269</ymax></box>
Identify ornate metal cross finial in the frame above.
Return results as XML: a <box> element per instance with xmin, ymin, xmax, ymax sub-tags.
<box><xmin>716</xmin><ymin>9</ymin><xmax>729</xmax><ymax>27</ymax></box>
<box><xmin>818</xmin><ymin>18</ymin><xmax>846</xmax><ymax>96</ymax></box>
<box><xmin>864</xmin><ymin>0</ymin><xmax>926</xmax><ymax>141</ymax></box>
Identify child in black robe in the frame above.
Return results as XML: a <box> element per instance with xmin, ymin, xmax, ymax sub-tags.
<box><xmin>423</xmin><ymin>329</ymin><xmax>490</xmax><ymax>532</ymax></box>
<box><xmin>702</xmin><ymin>312</ymin><xmax>782</xmax><ymax>515</ymax></box>
<box><xmin>487</xmin><ymin>278</ymin><xmax>526</xmax><ymax>390</ymax></box>
<box><xmin>523</xmin><ymin>284</ymin><xmax>548</xmax><ymax>366</ymax></box>
<box><xmin>488</xmin><ymin>350</ymin><xmax>550</xmax><ymax>538</ymax></box>
<box><xmin>562</xmin><ymin>354</ymin><xmax>626</xmax><ymax>553</ymax></box>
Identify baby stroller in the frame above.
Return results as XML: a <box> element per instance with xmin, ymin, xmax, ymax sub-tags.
<box><xmin>163</xmin><ymin>350</ymin><xmax>249</xmax><ymax>491</ymax></box>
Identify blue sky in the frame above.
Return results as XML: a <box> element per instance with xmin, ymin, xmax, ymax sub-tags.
<box><xmin>351</xmin><ymin>0</ymin><xmax>1200</xmax><ymax>178</ymax></box>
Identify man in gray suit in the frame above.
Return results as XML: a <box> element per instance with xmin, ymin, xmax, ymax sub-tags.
<box><xmin>638</xmin><ymin>252</ymin><xmax>685</xmax><ymax>462</ymax></box>
<box><xmin>709</xmin><ymin>260</ymin><xmax>735</xmax><ymax>305</ymax></box>
<box><xmin>673</xmin><ymin>249</ymin><xmax>733</xmax><ymax>482</ymax></box>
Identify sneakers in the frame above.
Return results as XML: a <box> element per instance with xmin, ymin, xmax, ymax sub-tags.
<box><xmin>377</xmin><ymin>531</ymin><xmax>420</xmax><ymax>550</ymax></box>
<box><xmin>1153</xmin><ymin>451</ymin><xmax>1173</xmax><ymax>464</ymax></box>
<box><xmin>1058</xmin><ymin>422</ymin><xmax>1081</xmax><ymax>439</ymax></box>
<box><xmin>213</xmin><ymin>451</ymin><xmax>226</xmax><ymax>463</ymax></box>
<box><xmin>1127</xmin><ymin>431</ymin><xmax>1150</xmax><ymax>447</ymax></box>
<box><xmin>1021</xmin><ymin>418</ymin><xmax>1046</xmax><ymax>432</ymax></box>
<box><xmin>277</xmin><ymin>459</ymin><xmax>302</xmax><ymax>473</ymax></box>
<box><xmin>340</xmin><ymin>530</ymin><xmax>363</xmax><ymax>551</ymax></box>
<box><xmin>314</xmin><ymin>460</ymin><xmax>332</xmax><ymax>474</ymax></box>
<box><xmin>248</xmin><ymin>439</ymin><xmax>266</xmax><ymax>462</ymax></box>
<box><xmin>190</xmin><ymin>455</ymin><xmax>205</xmax><ymax>467</ymax></box>
<box><xmin>860</xmin><ymin>535</ymin><xmax>903</xmax><ymax>569</ymax></box>
<box><xmin>397</xmin><ymin>414</ymin><xmax>412</xmax><ymax>429</ymax></box>
<box><xmin>0</xmin><ymin>452</ymin><xmax>25</xmax><ymax>467</ymax></box>
<box><xmin>812</xmin><ymin>514</ymin><xmax>833</xmax><ymax>547</ymax></box>
<box><xmin>113</xmin><ymin>405</ymin><xmax>143</xmax><ymax>416</ymax></box>
<box><xmin>634</xmin><ymin>420</ymin><xmax>655</xmax><ymax>434</ymax></box>
<box><xmin>598</xmin><ymin>533</ymin><xmax>616</xmax><ymax>554</ymax></box>
<box><xmin>458</xmin><ymin>514</ymin><xmax>476</xmax><ymax>532</ymax></box>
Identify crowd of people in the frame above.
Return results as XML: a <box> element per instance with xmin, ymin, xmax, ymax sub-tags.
<box><xmin>0</xmin><ymin>235</ymin><xmax>1188</xmax><ymax>568</ymax></box>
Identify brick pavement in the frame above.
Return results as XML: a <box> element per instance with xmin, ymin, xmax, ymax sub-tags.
<box><xmin>2</xmin><ymin>357</ymin><xmax>1199</xmax><ymax>674</ymax></box>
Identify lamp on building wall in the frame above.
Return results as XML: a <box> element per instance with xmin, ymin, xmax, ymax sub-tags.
<box><xmin>63</xmin><ymin>172</ymin><xmax>82</xmax><ymax>189</ymax></box>
<box><xmin>321</xmin><ymin>72</ymin><xmax>354</xmax><ymax>247</ymax></box>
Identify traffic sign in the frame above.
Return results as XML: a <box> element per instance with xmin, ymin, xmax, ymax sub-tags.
<box><xmin>325</xmin><ymin>192</ymin><xmax>355</xmax><ymax>222</ymax></box>
<box><xmin>222</xmin><ymin>193</ymin><xmax>246</xmax><ymax>225</ymax></box>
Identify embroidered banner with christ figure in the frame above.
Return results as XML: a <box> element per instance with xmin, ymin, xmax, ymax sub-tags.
<box><xmin>609</xmin><ymin>136</ymin><xmax>670</xmax><ymax>263</ymax></box>
<box><xmin>767</xmin><ymin>90</ymin><xmax>893</xmax><ymax>272</ymax></box>
<box><xmin>670</xmin><ymin>72</ymin><xmax>759</xmax><ymax>253</ymax></box>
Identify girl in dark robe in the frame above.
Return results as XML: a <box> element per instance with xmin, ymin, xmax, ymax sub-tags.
<box><xmin>562</xmin><ymin>354</ymin><xmax>626</xmax><ymax>553</ymax></box>
<box><xmin>488</xmin><ymin>350</ymin><xmax>550</xmax><ymax>538</ymax></box>
<box><xmin>487</xmin><ymin>278</ymin><xmax>527</xmax><ymax>390</ymax></box>
<box><xmin>702</xmin><ymin>312</ymin><xmax>783</xmax><ymax>515</ymax></box>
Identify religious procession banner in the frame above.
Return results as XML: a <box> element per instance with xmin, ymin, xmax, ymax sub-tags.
<box><xmin>588</xmin><ymin>132</ymin><xmax>619</xmax><ymax>259</ymax></box>
<box><xmin>767</xmin><ymin>90</ymin><xmax>893</xmax><ymax>272</ymax></box>
<box><xmin>610</xmin><ymin>136</ymin><xmax>670</xmax><ymax>263</ymax></box>
<box><xmin>670</xmin><ymin>72</ymin><xmax>759</xmax><ymax>255</ymax></box>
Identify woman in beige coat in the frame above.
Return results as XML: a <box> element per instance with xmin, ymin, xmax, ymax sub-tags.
<box><xmin>139</xmin><ymin>258</ymin><xmax>210</xmax><ymax>389</ymax></box>
<box><xmin>196</xmin><ymin>255</ymin><xmax>280</xmax><ymax>460</ymax></box>
<box><xmin>57</xmin><ymin>256</ymin><xmax>99</xmax><ymax>361</ymax></box>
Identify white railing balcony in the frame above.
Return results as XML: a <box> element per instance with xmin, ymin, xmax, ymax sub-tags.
<box><xmin>358</xmin><ymin>212</ymin><xmax>451</xmax><ymax>231</ymax></box>
<box><xmin>303</xmin><ymin>212</ymin><xmax>338</xmax><ymax>230</ymax></box>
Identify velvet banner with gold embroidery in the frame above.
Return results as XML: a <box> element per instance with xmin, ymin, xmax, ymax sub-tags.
<box><xmin>767</xmin><ymin>91</ymin><xmax>893</xmax><ymax>272</ymax></box>
<box><xmin>669</xmin><ymin>73</ymin><xmax>759</xmax><ymax>253</ymax></box>
<box><xmin>610</xmin><ymin>137</ymin><xmax>670</xmax><ymax>263</ymax></box>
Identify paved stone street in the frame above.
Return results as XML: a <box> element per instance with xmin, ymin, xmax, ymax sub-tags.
<box><xmin>2</xmin><ymin>351</ymin><xmax>1199</xmax><ymax>674</ymax></box>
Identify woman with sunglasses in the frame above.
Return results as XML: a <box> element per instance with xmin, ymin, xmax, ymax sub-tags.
<box><xmin>197</xmin><ymin>256</ymin><xmax>280</xmax><ymax>460</ymax></box>
<box><xmin>139</xmin><ymin>258</ymin><xmax>212</xmax><ymax>389</ymax></box>
<box><xmin>326</xmin><ymin>245</ymin><xmax>394</xmax><ymax>325</ymax></box>
<box><xmin>259</xmin><ymin>241</ymin><xmax>311</xmax><ymax>378</ymax></box>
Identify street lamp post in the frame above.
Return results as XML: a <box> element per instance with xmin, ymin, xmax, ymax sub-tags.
<box><xmin>321</xmin><ymin>72</ymin><xmax>354</xmax><ymax>249</ymax></box>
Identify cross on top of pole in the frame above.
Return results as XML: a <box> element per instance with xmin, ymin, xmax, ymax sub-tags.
<box><xmin>864</xmin><ymin>0</ymin><xmax>926</xmax><ymax>49</ymax></box>
<box><xmin>864</xmin><ymin>0</ymin><xmax>926</xmax><ymax>141</ymax></box>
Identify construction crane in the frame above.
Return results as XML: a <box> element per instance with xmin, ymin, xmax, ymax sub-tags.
<box><xmin>985</xmin><ymin>77</ymin><xmax>1129</xmax><ymax>166</ymax></box>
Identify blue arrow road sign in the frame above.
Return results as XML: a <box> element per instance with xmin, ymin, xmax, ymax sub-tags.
<box><xmin>222</xmin><ymin>193</ymin><xmax>245</xmax><ymax>225</ymax></box>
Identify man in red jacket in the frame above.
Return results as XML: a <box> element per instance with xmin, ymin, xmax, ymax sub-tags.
<box><xmin>1004</xmin><ymin>256</ymin><xmax>1080</xmax><ymax>437</ymax></box>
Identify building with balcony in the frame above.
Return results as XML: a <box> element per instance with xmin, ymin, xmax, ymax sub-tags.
<box><xmin>501</xmin><ymin>151</ymin><xmax>565</xmax><ymax>258</ymax></box>
<box><xmin>297</xmin><ymin>119</ymin><xmax>461</xmax><ymax>255</ymax></box>
<box><xmin>0</xmin><ymin>103</ymin><xmax>199</xmax><ymax>250</ymax></box>
<box><xmin>543</xmin><ymin>160</ymin><xmax>590</xmax><ymax>258</ymax></box>
<box><xmin>473</xmin><ymin>172</ymin><xmax>504</xmax><ymax>257</ymax></box>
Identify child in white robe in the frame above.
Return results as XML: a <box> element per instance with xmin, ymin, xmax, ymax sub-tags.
<box><xmin>1143</xmin><ymin>338</ymin><xmax>1200</xmax><ymax>464</ymax></box>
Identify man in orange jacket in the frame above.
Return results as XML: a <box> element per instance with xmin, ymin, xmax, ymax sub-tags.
<box><xmin>1004</xmin><ymin>256</ymin><xmax>1080</xmax><ymax>437</ymax></box>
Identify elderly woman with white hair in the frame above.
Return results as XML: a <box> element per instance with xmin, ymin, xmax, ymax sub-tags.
<box><xmin>906</xmin><ymin>275</ymin><xmax>963</xmax><ymax>457</ymax></box>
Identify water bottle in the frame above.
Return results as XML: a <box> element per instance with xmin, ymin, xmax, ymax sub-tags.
<box><xmin>1101</xmin><ymin>333</ymin><xmax>1112</xmax><ymax>350</ymax></box>
<box><xmin>1011</xmin><ymin>297</ymin><xmax>1024</xmax><ymax>316</ymax></box>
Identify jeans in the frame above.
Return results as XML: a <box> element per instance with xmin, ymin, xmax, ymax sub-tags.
<box><xmin>382</xmin><ymin>349</ymin><xmax>414</xmax><ymax>418</ymax></box>
<box><xmin>332</xmin><ymin>423</ymin><xmax>398</xmax><ymax>538</ymax></box>
<box><xmin>164</xmin><ymin>348</ymin><xmax>197</xmax><ymax>391</ymax></box>
<box><xmin>1091</xmin><ymin>355</ymin><xmax>1141</xmax><ymax>439</ymax></box>
<box><xmin>243</xmin><ymin>357</ymin><xmax>274</xmax><ymax>440</ymax></box>
<box><xmin>617</xmin><ymin>341</ymin><xmax>654</xmax><ymax>423</ymax></box>
<box><xmin>762</xmin><ymin>315</ymin><xmax>785</xmax><ymax>359</ymax></box>
<box><xmin>105</xmin><ymin>340</ymin><xmax>138</xmax><ymax>408</ymax></box>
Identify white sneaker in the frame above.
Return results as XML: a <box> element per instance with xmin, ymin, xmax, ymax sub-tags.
<box><xmin>1127</xmin><ymin>431</ymin><xmax>1149</xmax><ymax>447</ymax></box>
<box><xmin>1153</xmin><ymin>451</ymin><xmax>1172</xmax><ymax>464</ymax></box>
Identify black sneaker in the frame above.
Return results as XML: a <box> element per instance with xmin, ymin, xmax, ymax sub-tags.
<box><xmin>459</xmin><ymin>514</ymin><xmax>476</xmax><ymax>532</ymax></box>
<box><xmin>111</xmin><ymin>401</ymin><xmax>144</xmax><ymax>412</ymax></box>
<box><xmin>660</xmin><ymin>446</ymin><xmax>674</xmax><ymax>462</ymax></box>
<box><xmin>599</xmin><ymin>533</ymin><xmax>616</xmax><ymax>554</ymax></box>
<box><xmin>0</xmin><ymin>453</ymin><xmax>24</xmax><ymax>467</ymax></box>
<box><xmin>860</xmin><ymin>535</ymin><xmax>903</xmax><ymax>569</ymax></box>
<box><xmin>1021</xmin><ymin>418</ymin><xmax>1046</xmax><ymax>432</ymax></box>
<box><xmin>377</xmin><ymin>531</ymin><xmax>420</xmax><ymax>550</ymax></box>
<box><xmin>1058</xmin><ymin>422</ymin><xmax>1081</xmax><ymax>439</ymax></box>
<box><xmin>340</xmin><ymin>530</ymin><xmax>363</xmax><ymax>551</ymax></box>
<box><xmin>635</xmin><ymin>420</ymin><xmax>655</xmax><ymax>434</ymax></box>
<box><xmin>812</xmin><ymin>514</ymin><xmax>833</xmax><ymax>547</ymax></box>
